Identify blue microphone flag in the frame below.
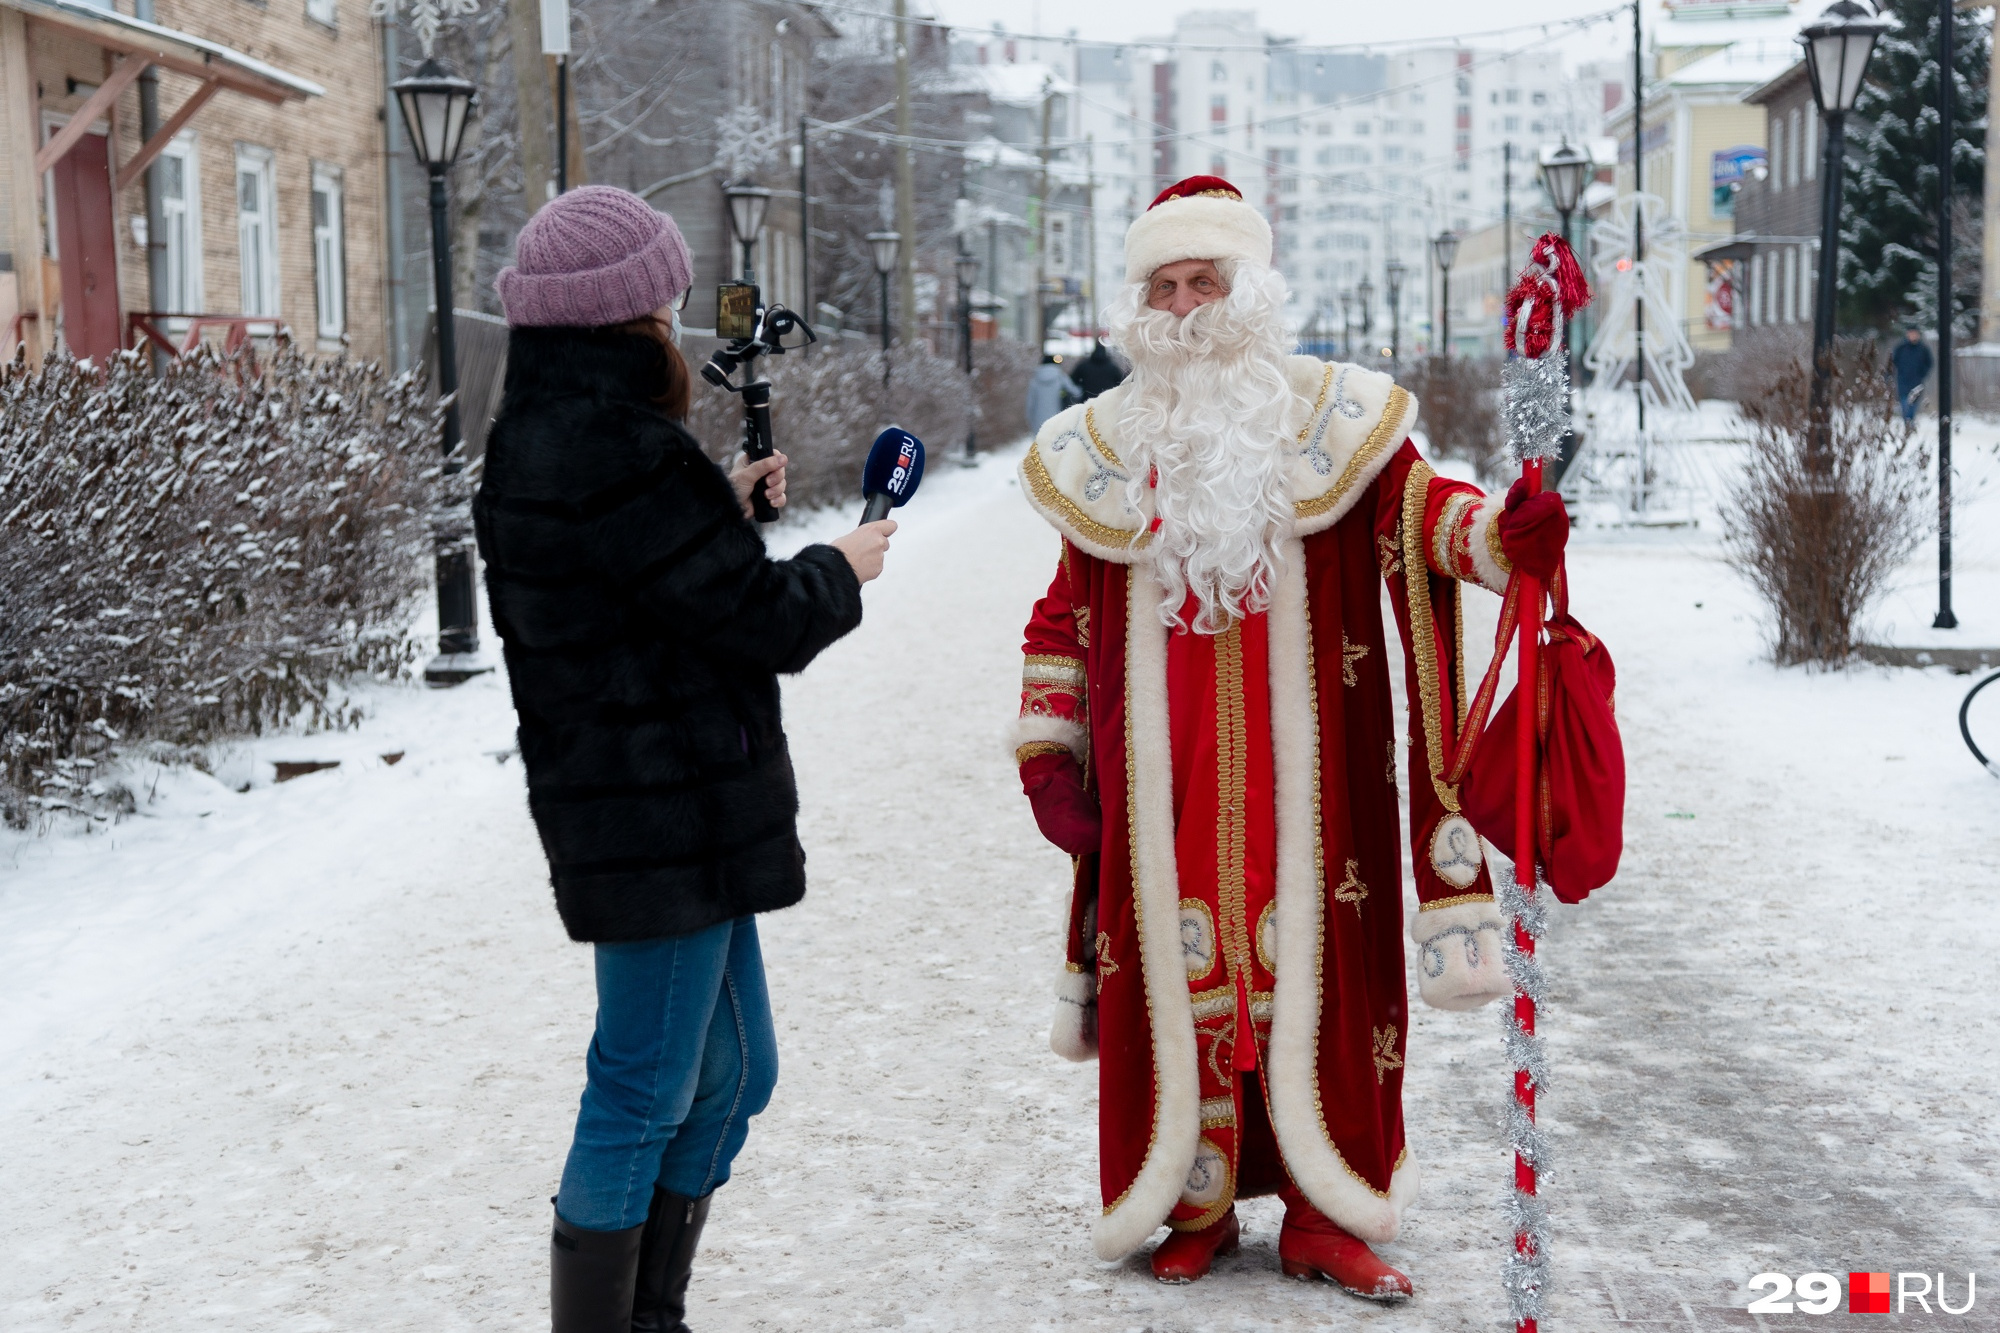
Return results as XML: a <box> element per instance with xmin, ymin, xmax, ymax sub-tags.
<box><xmin>861</xmin><ymin>427</ymin><xmax>925</xmax><ymax>509</ymax></box>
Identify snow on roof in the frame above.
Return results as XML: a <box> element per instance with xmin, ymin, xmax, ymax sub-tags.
<box><xmin>1667</xmin><ymin>35</ymin><xmax>1803</xmax><ymax>89</ymax></box>
<box><xmin>1654</xmin><ymin>4</ymin><xmax>1805</xmax><ymax>53</ymax></box>
<box><xmin>958</xmin><ymin>60</ymin><xmax>1074</xmax><ymax>106</ymax></box>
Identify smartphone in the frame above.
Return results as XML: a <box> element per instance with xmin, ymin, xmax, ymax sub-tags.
<box><xmin>716</xmin><ymin>282</ymin><xmax>761</xmax><ymax>340</ymax></box>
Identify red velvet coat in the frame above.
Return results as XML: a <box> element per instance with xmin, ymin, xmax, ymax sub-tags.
<box><xmin>1012</xmin><ymin>357</ymin><xmax>1518</xmax><ymax>1260</ymax></box>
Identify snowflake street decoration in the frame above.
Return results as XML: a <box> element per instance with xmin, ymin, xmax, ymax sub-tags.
<box><xmin>370</xmin><ymin>0</ymin><xmax>479</xmax><ymax>57</ymax></box>
<box><xmin>1582</xmin><ymin>193</ymin><xmax>1698</xmax><ymax>418</ymax></box>
<box><xmin>713</xmin><ymin>104</ymin><xmax>786</xmax><ymax>183</ymax></box>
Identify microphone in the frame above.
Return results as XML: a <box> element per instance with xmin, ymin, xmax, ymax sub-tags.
<box><xmin>859</xmin><ymin>427</ymin><xmax>925</xmax><ymax>525</ymax></box>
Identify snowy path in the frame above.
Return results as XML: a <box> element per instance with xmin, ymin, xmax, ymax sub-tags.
<box><xmin>3</xmin><ymin>440</ymin><xmax>1998</xmax><ymax>1332</ymax></box>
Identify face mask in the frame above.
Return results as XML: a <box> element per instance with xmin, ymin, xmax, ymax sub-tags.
<box><xmin>668</xmin><ymin>307</ymin><xmax>684</xmax><ymax>346</ymax></box>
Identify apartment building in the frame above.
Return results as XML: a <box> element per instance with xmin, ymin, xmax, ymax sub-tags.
<box><xmin>2</xmin><ymin>0</ymin><xmax>389</xmax><ymax>365</ymax></box>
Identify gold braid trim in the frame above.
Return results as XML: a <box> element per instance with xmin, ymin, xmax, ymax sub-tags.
<box><xmin>1295</xmin><ymin>384</ymin><xmax>1411</xmax><ymax>522</ymax></box>
<box><xmin>1023</xmin><ymin>654</ymin><xmax>1087</xmax><ymax>687</ymax></box>
<box><xmin>1401</xmin><ymin>461</ymin><xmax>1462</xmax><ymax>814</ymax></box>
<box><xmin>1418</xmin><ymin>891</ymin><xmax>1496</xmax><ymax>911</ymax></box>
<box><xmin>1083</xmin><ymin>405</ymin><xmax>1126</xmax><ymax>470</ymax></box>
<box><xmin>1214</xmin><ymin>619</ymin><xmax>1253</xmax><ymax>990</ymax></box>
<box><xmin>1485</xmin><ymin>504</ymin><xmax>1514</xmax><ymax>575</ymax></box>
<box><xmin>1295</xmin><ymin>364</ymin><xmax>1333</xmax><ymax>444</ymax></box>
<box><xmin>1015</xmin><ymin>741</ymin><xmax>1072</xmax><ymax>764</ymax></box>
<box><xmin>1024</xmin><ymin>443</ymin><xmax>1149</xmax><ymax>553</ymax></box>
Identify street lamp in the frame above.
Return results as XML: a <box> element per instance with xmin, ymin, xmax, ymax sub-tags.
<box><xmin>1384</xmin><ymin>257</ymin><xmax>1406</xmax><ymax>365</ymax></box>
<box><xmin>1799</xmin><ymin>0</ymin><xmax>1887</xmax><ymax>456</ymax></box>
<box><xmin>723</xmin><ymin>183</ymin><xmax>772</xmax><ymax>285</ymax></box>
<box><xmin>1432</xmin><ymin>230</ymin><xmax>1459</xmax><ymax>360</ymax></box>
<box><xmin>1540</xmin><ymin>139</ymin><xmax>1592</xmax><ymax>483</ymax></box>
<box><xmin>391</xmin><ymin>57</ymin><xmax>484</xmax><ymax>685</ymax></box>
<box><xmin>867</xmin><ymin>229</ymin><xmax>900</xmax><ymax>384</ymax></box>
<box><xmin>956</xmin><ymin>246</ymin><xmax>980</xmax><ymax>462</ymax></box>
<box><xmin>1356</xmin><ymin>275</ymin><xmax>1375</xmax><ymax>360</ymax></box>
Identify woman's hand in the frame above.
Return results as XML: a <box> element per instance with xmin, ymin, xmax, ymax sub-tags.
<box><xmin>730</xmin><ymin>451</ymin><xmax>788</xmax><ymax>519</ymax></box>
<box><xmin>830</xmin><ymin>520</ymin><xmax>896</xmax><ymax>584</ymax></box>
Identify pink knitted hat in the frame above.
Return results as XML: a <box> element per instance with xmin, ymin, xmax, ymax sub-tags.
<box><xmin>496</xmin><ymin>186</ymin><xmax>693</xmax><ymax>328</ymax></box>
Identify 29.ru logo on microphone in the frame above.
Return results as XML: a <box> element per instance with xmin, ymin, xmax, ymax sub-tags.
<box><xmin>1746</xmin><ymin>1271</ymin><xmax>1977</xmax><ymax>1315</ymax></box>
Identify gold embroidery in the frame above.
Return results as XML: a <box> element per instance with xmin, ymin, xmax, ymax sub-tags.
<box><xmin>1341</xmin><ymin>635</ymin><xmax>1369</xmax><ymax>687</ymax></box>
<box><xmin>1385</xmin><ymin>735</ymin><xmax>1398</xmax><ymax>787</ymax></box>
<box><xmin>1198</xmin><ymin>1095</ymin><xmax>1237</xmax><ymax>1130</ymax></box>
<box><xmin>1433</xmin><ymin>492</ymin><xmax>1479</xmax><ymax>577</ymax></box>
<box><xmin>1065</xmin><ymin>959</ymin><xmax>1088</xmax><ymax>973</ymax></box>
<box><xmin>1094</xmin><ymin>930</ymin><xmax>1120</xmax><ymax>992</ymax></box>
<box><xmin>1083</xmin><ymin>404</ymin><xmax>1125</xmax><ymax>470</ymax></box>
<box><xmin>1484</xmin><ymin>503</ymin><xmax>1513</xmax><ymax>576</ymax></box>
<box><xmin>1213</xmin><ymin>619</ymin><xmax>1254</xmax><ymax>994</ymax></box>
<box><xmin>1014</xmin><ymin>741</ymin><xmax>1070</xmax><ymax>764</ymax></box>
<box><xmin>1179</xmin><ymin>898</ymin><xmax>1220</xmax><ymax>983</ymax></box>
<box><xmin>1293</xmin><ymin>363</ymin><xmax>1334</xmax><ymax>444</ymax></box>
<box><xmin>1295</xmin><ymin>384</ymin><xmax>1411</xmax><ymax>522</ymax></box>
<box><xmin>1401</xmin><ymin>461</ymin><xmax>1462</xmax><ymax>815</ymax></box>
<box><xmin>1376</xmin><ymin>530</ymin><xmax>1404</xmax><ymax>577</ymax></box>
<box><xmin>1169</xmin><ymin>1136</ymin><xmax>1237</xmax><ymax>1231</ymax></box>
<box><xmin>1255</xmin><ymin>901</ymin><xmax>1276</xmax><ymax>975</ymax></box>
<box><xmin>1419</xmin><ymin>891</ymin><xmax>1496</xmax><ymax>911</ymax></box>
<box><xmin>1334</xmin><ymin>857</ymin><xmax>1368</xmax><ymax>914</ymax></box>
<box><xmin>1073</xmin><ymin>603</ymin><xmax>1092</xmax><ymax>648</ymax></box>
<box><xmin>1019</xmin><ymin>683</ymin><xmax>1082</xmax><ymax>715</ymax></box>
<box><xmin>1372</xmin><ymin>1024</ymin><xmax>1405</xmax><ymax>1085</ymax></box>
<box><xmin>1024</xmin><ymin>444</ymin><xmax>1150</xmax><ymax>553</ymax></box>
<box><xmin>1023</xmin><ymin>653</ymin><xmax>1086</xmax><ymax>686</ymax></box>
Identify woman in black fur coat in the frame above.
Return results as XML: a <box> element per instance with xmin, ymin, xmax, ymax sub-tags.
<box><xmin>475</xmin><ymin>187</ymin><xmax>895</xmax><ymax>1333</ymax></box>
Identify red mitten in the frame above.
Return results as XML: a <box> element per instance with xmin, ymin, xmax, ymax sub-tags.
<box><xmin>1497</xmin><ymin>478</ymin><xmax>1569</xmax><ymax>581</ymax></box>
<box><xmin>1020</xmin><ymin>751</ymin><xmax>1102</xmax><ymax>856</ymax></box>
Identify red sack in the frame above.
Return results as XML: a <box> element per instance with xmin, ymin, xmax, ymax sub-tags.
<box><xmin>1448</xmin><ymin>567</ymin><xmax>1625</xmax><ymax>903</ymax></box>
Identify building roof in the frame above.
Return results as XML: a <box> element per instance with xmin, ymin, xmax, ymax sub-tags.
<box><xmin>4</xmin><ymin>0</ymin><xmax>324</xmax><ymax>100</ymax></box>
<box><xmin>1667</xmin><ymin>34</ymin><xmax>1804</xmax><ymax>91</ymax></box>
<box><xmin>1743</xmin><ymin>58</ymin><xmax>1811</xmax><ymax>105</ymax></box>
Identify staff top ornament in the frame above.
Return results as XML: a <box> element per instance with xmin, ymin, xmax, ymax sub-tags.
<box><xmin>1500</xmin><ymin>233</ymin><xmax>1592</xmax><ymax>465</ymax></box>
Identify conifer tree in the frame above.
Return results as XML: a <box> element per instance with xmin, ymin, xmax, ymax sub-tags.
<box><xmin>1837</xmin><ymin>0</ymin><xmax>1987</xmax><ymax>335</ymax></box>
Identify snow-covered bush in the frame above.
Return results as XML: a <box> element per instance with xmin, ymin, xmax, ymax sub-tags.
<box><xmin>1404</xmin><ymin>354</ymin><xmax>1505</xmax><ymax>481</ymax></box>
<box><xmin>684</xmin><ymin>339</ymin><xmax>980</xmax><ymax>510</ymax></box>
<box><xmin>969</xmin><ymin>338</ymin><xmax>1039</xmax><ymax>449</ymax></box>
<box><xmin>0</xmin><ymin>344</ymin><xmax>445</xmax><ymax>825</ymax></box>
<box><xmin>1722</xmin><ymin>339</ymin><xmax>1929</xmax><ymax>666</ymax></box>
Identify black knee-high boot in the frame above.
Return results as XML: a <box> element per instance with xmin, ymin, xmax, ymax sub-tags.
<box><xmin>550</xmin><ymin>1201</ymin><xmax>645</xmax><ymax>1333</ymax></box>
<box><xmin>631</xmin><ymin>1186</ymin><xmax>711</xmax><ymax>1333</ymax></box>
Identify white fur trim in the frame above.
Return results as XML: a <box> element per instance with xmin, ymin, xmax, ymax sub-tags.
<box><xmin>1091</xmin><ymin>565</ymin><xmax>1201</xmax><ymax>1262</ymax></box>
<box><xmin>1124</xmin><ymin>192</ymin><xmax>1274</xmax><ymax>284</ymax></box>
<box><xmin>1410</xmin><ymin>899</ymin><xmax>1509</xmax><ymax>1012</ymax></box>
<box><xmin>1265</xmin><ymin>539</ymin><xmax>1416</xmax><ymax>1245</ymax></box>
<box><xmin>1019</xmin><ymin>358</ymin><xmax>1416</xmax><ymax>561</ymax></box>
<box><xmin>1007</xmin><ymin>713</ymin><xmax>1088</xmax><ymax>762</ymax></box>
<box><xmin>1463</xmin><ymin>493</ymin><xmax>1512</xmax><ymax>594</ymax></box>
<box><xmin>1050</xmin><ymin>968</ymin><xmax>1099</xmax><ymax>1061</ymax></box>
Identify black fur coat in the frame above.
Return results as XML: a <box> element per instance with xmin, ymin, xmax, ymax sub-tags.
<box><xmin>474</xmin><ymin>328</ymin><xmax>863</xmax><ymax>942</ymax></box>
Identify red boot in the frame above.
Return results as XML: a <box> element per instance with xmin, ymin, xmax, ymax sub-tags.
<box><xmin>1277</xmin><ymin>1190</ymin><xmax>1413</xmax><ymax>1304</ymax></box>
<box><xmin>1149</xmin><ymin>1209</ymin><xmax>1240</xmax><ymax>1283</ymax></box>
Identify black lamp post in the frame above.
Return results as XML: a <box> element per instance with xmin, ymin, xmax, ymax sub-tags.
<box><xmin>723</xmin><ymin>183</ymin><xmax>772</xmax><ymax>285</ymax></box>
<box><xmin>1432</xmin><ymin>230</ymin><xmax>1459</xmax><ymax>359</ymax></box>
<box><xmin>1356</xmin><ymin>275</ymin><xmax>1375</xmax><ymax>359</ymax></box>
<box><xmin>1384</xmin><ymin>257</ymin><xmax>1406</xmax><ymax>365</ymax></box>
<box><xmin>391</xmin><ymin>57</ymin><xmax>484</xmax><ymax>685</ymax></box>
<box><xmin>956</xmin><ymin>246</ymin><xmax>979</xmax><ymax>462</ymax></box>
<box><xmin>1800</xmin><ymin>0</ymin><xmax>1887</xmax><ymax>458</ymax></box>
<box><xmin>1540</xmin><ymin>139</ymin><xmax>1592</xmax><ymax>485</ymax></box>
<box><xmin>867</xmin><ymin>229</ymin><xmax>900</xmax><ymax>385</ymax></box>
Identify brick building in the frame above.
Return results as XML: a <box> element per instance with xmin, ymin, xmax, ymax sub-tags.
<box><xmin>1</xmin><ymin>0</ymin><xmax>388</xmax><ymax>366</ymax></box>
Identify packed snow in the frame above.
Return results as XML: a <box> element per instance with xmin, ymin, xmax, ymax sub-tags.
<box><xmin>3</xmin><ymin>415</ymin><xmax>1997</xmax><ymax>1331</ymax></box>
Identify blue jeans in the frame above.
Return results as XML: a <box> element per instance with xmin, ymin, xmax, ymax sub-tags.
<box><xmin>555</xmin><ymin>917</ymin><xmax>778</xmax><ymax>1231</ymax></box>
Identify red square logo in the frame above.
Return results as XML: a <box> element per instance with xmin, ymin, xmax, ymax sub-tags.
<box><xmin>1850</xmin><ymin>1272</ymin><xmax>1892</xmax><ymax>1314</ymax></box>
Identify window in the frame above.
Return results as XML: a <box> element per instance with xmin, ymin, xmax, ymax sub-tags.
<box><xmin>1409</xmin><ymin>120</ymin><xmax>1424</xmax><ymax>135</ymax></box>
<box><xmin>157</xmin><ymin>134</ymin><xmax>202</xmax><ymax>314</ymax></box>
<box><xmin>235</xmin><ymin>145</ymin><xmax>279</xmax><ymax>318</ymax></box>
<box><xmin>1531</xmin><ymin>91</ymin><xmax>1547</xmax><ymax>106</ymax></box>
<box><xmin>1211</xmin><ymin>94</ymin><xmax>1227</xmax><ymax>123</ymax></box>
<box><xmin>1353</xmin><ymin>121</ymin><xmax>1369</xmax><ymax>135</ymax></box>
<box><xmin>1787</xmin><ymin>108</ymin><xmax>1801</xmax><ymax>187</ymax></box>
<box><xmin>305</xmin><ymin>0</ymin><xmax>336</xmax><ymax>27</ymax></box>
<box><xmin>1504</xmin><ymin>115</ymin><xmax>1520</xmax><ymax>132</ymax></box>
<box><xmin>1382</xmin><ymin>145</ymin><xmax>1403</xmax><ymax>163</ymax></box>
<box><xmin>1801</xmin><ymin>106</ymin><xmax>1816</xmax><ymax>181</ymax></box>
<box><xmin>1504</xmin><ymin>88</ymin><xmax>1520</xmax><ymax>104</ymax></box>
<box><xmin>1210</xmin><ymin>155</ymin><xmax>1227</xmax><ymax>175</ymax></box>
<box><xmin>1315</xmin><ymin>121</ymin><xmax>1331</xmax><ymax>135</ymax></box>
<box><xmin>311</xmin><ymin>162</ymin><xmax>345</xmax><ymax>340</ymax></box>
<box><xmin>1770</xmin><ymin>114</ymin><xmax>1784</xmax><ymax>193</ymax></box>
<box><xmin>1211</xmin><ymin>60</ymin><xmax>1227</xmax><ymax>82</ymax></box>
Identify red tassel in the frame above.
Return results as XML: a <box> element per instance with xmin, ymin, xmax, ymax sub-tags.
<box><xmin>1502</xmin><ymin>233</ymin><xmax>1593</xmax><ymax>360</ymax></box>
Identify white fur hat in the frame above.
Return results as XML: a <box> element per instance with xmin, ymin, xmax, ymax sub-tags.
<box><xmin>1122</xmin><ymin>175</ymin><xmax>1273</xmax><ymax>285</ymax></box>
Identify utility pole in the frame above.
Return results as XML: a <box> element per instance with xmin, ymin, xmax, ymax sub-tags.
<box><xmin>1502</xmin><ymin>141</ymin><xmax>1513</xmax><ymax>347</ymax></box>
<box><xmin>798</xmin><ymin>113</ymin><xmax>811</xmax><ymax>338</ymax></box>
<box><xmin>1935</xmin><ymin>0</ymin><xmax>1957</xmax><ymax>628</ymax></box>
<box><xmin>1632</xmin><ymin>0</ymin><xmax>1646</xmax><ymax>438</ymax></box>
<box><xmin>894</xmin><ymin>0</ymin><xmax>916</xmax><ymax>351</ymax></box>
<box><xmin>1035</xmin><ymin>76</ymin><xmax>1053</xmax><ymax>353</ymax></box>
<box><xmin>1086</xmin><ymin>134</ymin><xmax>1098</xmax><ymax>338</ymax></box>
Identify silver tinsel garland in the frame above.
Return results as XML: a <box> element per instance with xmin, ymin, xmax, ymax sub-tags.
<box><xmin>1497</xmin><ymin>875</ymin><xmax>1554</xmax><ymax>1325</ymax></box>
<box><xmin>1502</xmin><ymin>347</ymin><xmax>1570</xmax><ymax>465</ymax></box>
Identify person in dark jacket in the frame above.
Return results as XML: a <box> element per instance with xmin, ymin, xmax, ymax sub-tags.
<box><xmin>1890</xmin><ymin>325</ymin><xmax>1934</xmax><ymax>424</ymax></box>
<box><xmin>1069</xmin><ymin>340</ymin><xmax>1128</xmax><ymax>400</ymax></box>
<box><xmin>476</xmin><ymin>185</ymin><xmax>895</xmax><ymax>1333</ymax></box>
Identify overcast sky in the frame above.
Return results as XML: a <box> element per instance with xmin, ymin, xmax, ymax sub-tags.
<box><xmin>925</xmin><ymin>0</ymin><xmax>1639</xmax><ymax>67</ymax></box>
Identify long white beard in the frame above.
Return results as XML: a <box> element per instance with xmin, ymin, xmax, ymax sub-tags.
<box><xmin>1107</xmin><ymin>262</ymin><xmax>1299</xmax><ymax>634</ymax></box>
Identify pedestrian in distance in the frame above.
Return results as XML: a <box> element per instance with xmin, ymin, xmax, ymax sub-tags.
<box><xmin>1070</xmin><ymin>340</ymin><xmax>1129</xmax><ymax>401</ymax></box>
<box><xmin>1890</xmin><ymin>323</ymin><xmax>1934</xmax><ymax>426</ymax></box>
<box><xmin>475</xmin><ymin>185</ymin><xmax>896</xmax><ymax>1333</ymax></box>
<box><xmin>1025</xmin><ymin>351</ymin><xmax>1082</xmax><ymax>433</ymax></box>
